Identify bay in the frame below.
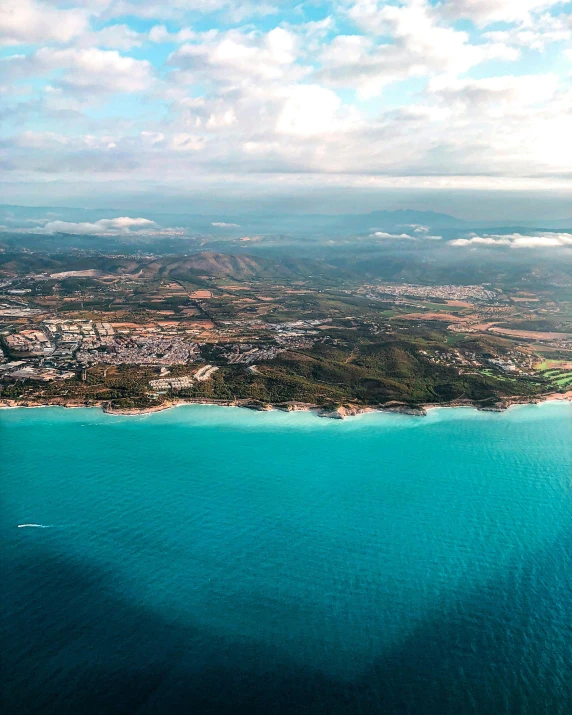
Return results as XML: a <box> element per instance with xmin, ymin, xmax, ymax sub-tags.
<box><xmin>1</xmin><ymin>402</ymin><xmax>571</xmax><ymax>714</ymax></box>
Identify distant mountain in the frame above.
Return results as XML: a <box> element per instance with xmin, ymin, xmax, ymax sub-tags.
<box><xmin>0</xmin><ymin>250</ymin><xmax>343</xmax><ymax>282</ymax></box>
<box><xmin>1</xmin><ymin>204</ymin><xmax>570</xmax><ymax>237</ymax></box>
<box><xmin>513</xmin><ymin>218</ymin><xmax>572</xmax><ymax>229</ymax></box>
<box><xmin>337</xmin><ymin>209</ymin><xmax>466</xmax><ymax>231</ymax></box>
<box><xmin>158</xmin><ymin>252</ymin><xmax>334</xmax><ymax>281</ymax></box>
<box><xmin>0</xmin><ymin>204</ymin><xmax>466</xmax><ymax>236</ymax></box>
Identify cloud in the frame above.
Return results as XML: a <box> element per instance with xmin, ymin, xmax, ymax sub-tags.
<box><xmin>167</xmin><ymin>27</ymin><xmax>300</xmax><ymax>86</ymax></box>
<box><xmin>427</xmin><ymin>74</ymin><xmax>560</xmax><ymax>110</ymax></box>
<box><xmin>1</xmin><ymin>0</ymin><xmax>572</xmax><ymax>197</ymax></box>
<box><xmin>319</xmin><ymin>0</ymin><xmax>518</xmax><ymax>97</ymax></box>
<box><xmin>0</xmin><ymin>0</ymin><xmax>87</xmax><ymax>46</ymax></box>
<box><xmin>484</xmin><ymin>12</ymin><xmax>571</xmax><ymax>51</ymax></box>
<box><xmin>275</xmin><ymin>84</ymin><xmax>358</xmax><ymax>136</ymax></box>
<box><xmin>212</xmin><ymin>221</ymin><xmax>240</xmax><ymax>227</ymax></box>
<box><xmin>88</xmin><ymin>23</ymin><xmax>147</xmax><ymax>50</ymax></box>
<box><xmin>437</xmin><ymin>0</ymin><xmax>563</xmax><ymax>27</ymax></box>
<box><xmin>451</xmin><ymin>232</ymin><xmax>572</xmax><ymax>248</ymax></box>
<box><xmin>170</xmin><ymin>79</ymin><xmax>357</xmax><ymax>143</ymax></box>
<box><xmin>41</xmin><ymin>217</ymin><xmax>158</xmax><ymax>234</ymax></box>
<box><xmin>101</xmin><ymin>0</ymin><xmax>227</xmax><ymax>20</ymax></box>
<box><xmin>370</xmin><ymin>231</ymin><xmax>414</xmax><ymax>239</ymax></box>
<box><xmin>3</xmin><ymin>47</ymin><xmax>153</xmax><ymax>95</ymax></box>
<box><xmin>148</xmin><ymin>25</ymin><xmax>196</xmax><ymax>44</ymax></box>
<box><xmin>369</xmin><ymin>229</ymin><xmax>442</xmax><ymax>240</ymax></box>
<box><xmin>54</xmin><ymin>49</ymin><xmax>151</xmax><ymax>92</ymax></box>
<box><xmin>103</xmin><ymin>0</ymin><xmax>277</xmax><ymax>22</ymax></box>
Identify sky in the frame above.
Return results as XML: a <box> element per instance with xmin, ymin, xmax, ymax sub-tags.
<box><xmin>1</xmin><ymin>0</ymin><xmax>572</xmax><ymax>218</ymax></box>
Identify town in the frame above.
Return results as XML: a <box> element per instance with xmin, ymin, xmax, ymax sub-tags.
<box><xmin>0</xmin><ymin>250</ymin><xmax>571</xmax><ymax>410</ymax></box>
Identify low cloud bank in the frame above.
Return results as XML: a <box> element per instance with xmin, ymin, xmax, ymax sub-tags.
<box><xmin>370</xmin><ymin>230</ymin><xmax>442</xmax><ymax>240</ymax></box>
<box><xmin>451</xmin><ymin>232</ymin><xmax>572</xmax><ymax>248</ymax></box>
<box><xmin>41</xmin><ymin>217</ymin><xmax>157</xmax><ymax>235</ymax></box>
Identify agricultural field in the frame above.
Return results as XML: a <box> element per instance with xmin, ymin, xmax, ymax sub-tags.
<box><xmin>1</xmin><ymin>248</ymin><xmax>571</xmax><ymax>409</ymax></box>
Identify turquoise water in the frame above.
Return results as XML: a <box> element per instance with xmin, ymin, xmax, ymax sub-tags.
<box><xmin>1</xmin><ymin>402</ymin><xmax>571</xmax><ymax>714</ymax></box>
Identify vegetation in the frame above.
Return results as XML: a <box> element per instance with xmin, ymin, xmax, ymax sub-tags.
<box><xmin>1</xmin><ymin>242</ymin><xmax>570</xmax><ymax>411</ymax></box>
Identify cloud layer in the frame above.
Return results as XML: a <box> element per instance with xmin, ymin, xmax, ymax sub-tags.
<box><xmin>40</xmin><ymin>217</ymin><xmax>161</xmax><ymax>235</ymax></box>
<box><xmin>2</xmin><ymin>0</ymin><xmax>572</xmax><ymax>199</ymax></box>
<box><xmin>452</xmin><ymin>232</ymin><xmax>572</xmax><ymax>248</ymax></box>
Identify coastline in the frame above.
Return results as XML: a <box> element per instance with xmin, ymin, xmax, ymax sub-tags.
<box><xmin>1</xmin><ymin>392</ymin><xmax>571</xmax><ymax>418</ymax></box>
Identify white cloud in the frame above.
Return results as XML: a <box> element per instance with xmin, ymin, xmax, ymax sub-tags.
<box><xmin>319</xmin><ymin>1</ymin><xmax>518</xmax><ymax>97</ymax></box>
<box><xmin>102</xmin><ymin>0</ymin><xmax>277</xmax><ymax>22</ymax></box>
<box><xmin>16</xmin><ymin>131</ymin><xmax>72</xmax><ymax>148</ymax></box>
<box><xmin>451</xmin><ymin>232</ymin><xmax>572</xmax><ymax>247</ymax></box>
<box><xmin>369</xmin><ymin>229</ymin><xmax>442</xmax><ymax>239</ymax></box>
<box><xmin>370</xmin><ymin>231</ymin><xmax>415</xmax><ymax>239</ymax></box>
<box><xmin>148</xmin><ymin>25</ymin><xmax>196</xmax><ymax>44</ymax></box>
<box><xmin>212</xmin><ymin>221</ymin><xmax>240</xmax><ymax>227</ymax></box>
<box><xmin>484</xmin><ymin>12</ymin><xmax>571</xmax><ymax>51</ymax></box>
<box><xmin>429</xmin><ymin>74</ymin><xmax>559</xmax><ymax>105</ymax></box>
<box><xmin>88</xmin><ymin>23</ymin><xmax>146</xmax><ymax>50</ymax></box>
<box><xmin>170</xmin><ymin>133</ymin><xmax>205</xmax><ymax>151</ymax></box>
<box><xmin>275</xmin><ymin>84</ymin><xmax>357</xmax><ymax>136</ymax></box>
<box><xmin>0</xmin><ymin>0</ymin><xmax>87</xmax><ymax>46</ymax></box>
<box><xmin>42</xmin><ymin>216</ymin><xmax>158</xmax><ymax>234</ymax></box>
<box><xmin>140</xmin><ymin>131</ymin><xmax>165</xmax><ymax>146</ymax></box>
<box><xmin>437</xmin><ymin>0</ymin><xmax>564</xmax><ymax>27</ymax></box>
<box><xmin>168</xmin><ymin>27</ymin><xmax>300</xmax><ymax>86</ymax></box>
<box><xmin>2</xmin><ymin>0</ymin><xmax>572</xmax><ymax>195</ymax></box>
<box><xmin>4</xmin><ymin>47</ymin><xmax>153</xmax><ymax>95</ymax></box>
<box><xmin>103</xmin><ymin>0</ymin><xmax>227</xmax><ymax>19</ymax></box>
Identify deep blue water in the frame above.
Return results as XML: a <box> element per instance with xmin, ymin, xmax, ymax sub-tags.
<box><xmin>1</xmin><ymin>402</ymin><xmax>571</xmax><ymax>714</ymax></box>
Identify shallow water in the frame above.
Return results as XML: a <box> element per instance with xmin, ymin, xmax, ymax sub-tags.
<box><xmin>1</xmin><ymin>402</ymin><xmax>571</xmax><ymax>713</ymax></box>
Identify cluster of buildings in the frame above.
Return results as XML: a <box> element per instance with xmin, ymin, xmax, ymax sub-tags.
<box><xmin>222</xmin><ymin>344</ymin><xmax>286</xmax><ymax>364</ymax></box>
<box><xmin>149</xmin><ymin>376</ymin><xmax>194</xmax><ymax>391</ymax></box>
<box><xmin>274</xmin><ymin>335</ymin><xmax>317</xmax><ymax>349</ymax></box>
<box><xmin>0</xmin><ymin>318</ymin><xmax>203</xmax><ymax>387</ymax></box>
<box><xmin>76</xmin><ymin>334</ymin><xmax>200</xmax><ymax>366</ymax></box>
<box><xmin>2</xmin><ymin>329</ymin><xmax>54</xmax><ymax>357</ymax></box>
<box><xmin>44</xmin><ymin>320</ymin><xmax>114</xmax><ymax>340</ymax></box>
<box><xmin>0</xmin><ymin>361</ymin><xmax>75</xmax><ymax>382</ymax></box>
<box><xmin>148</xmin><ymin>365</ymin><xmax>218</xmax><ymax>391</ymax></box>
<box><xmin>209</xmin><ymin>320</ymin><xmax>329</xmax><ymax>364</ymax></box>
<box><xmin>419</xmin><ymin>349</ymin><xmax>473</xmax><ymax>371</ymax></box>
<box><xmin>214</xmin><ymin>318</ymin><xmax>325</xmax><ymax>353</ymax></box>
<box><xmin>194</xmin><ymin>365</ymin><xmax>219</xmax><ymax>381</ymax></box>
<box><xmin>0</xmin><ymin>287</ymin><xmax>43</xmax><ymax>318</ymax></box>
<box><xmin>43</xmin><ymin>320</ymin><xmax>113</xmax><ymax>358</ymax></box>
<box><xmin>367</xmin><ymin>284</ymin><xmax>498</xmax><ymax>302</ymax></box>
<box><xmin>0</xmin><ymin>304</ymin><xmax>43</xmax><ymax>318</ymax></box>
<box><xmin>420</xmin><ymin>347</ymin><xmax>534</xmax><ymax>376</ymax></box>
<box><xmin>0</xmin><ymin>321</ymin><xmax>82</xmax><ymax>384</ymax></box>
<box><xmin>486</xmin><ymin>350</ymin><xmax>536</xmax><ymax>373</ymax></box>
<box><xmin>266</xmin><ymin>319</ymin><xmax>331</xmax><ymax>334</ymax></box>
<box><xmin>487</xmin><ymin>358</ymin><xmax>517</xmax><ymax>372</ymax></box>
<box><xmin>266</xmin><ymin>319</ymin><xmax>328</xmax><ymax>349</ymax></box>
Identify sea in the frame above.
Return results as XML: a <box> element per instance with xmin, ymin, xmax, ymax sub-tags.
<box><xmin>1</xmin><ymin>402</ymin><xmax>571</xmax><ymax>714</ymax></box>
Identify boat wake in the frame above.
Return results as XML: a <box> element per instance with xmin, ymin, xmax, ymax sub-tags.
<box><xmin>17</xmin><ymin>524</ymin><xmax>52</xmax><ymax>529</ymax></box>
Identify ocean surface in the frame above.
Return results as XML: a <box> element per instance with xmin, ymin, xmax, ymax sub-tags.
<box><xmin>1</xmin><ymin>402</ymin><xmax>571</xmax><ymax>714</ymax></box>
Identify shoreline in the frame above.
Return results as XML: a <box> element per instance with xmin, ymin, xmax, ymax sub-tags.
<box><xmin>1</xmin><ymin>392</ymin><xmax>571</xmax><ymax>418</ymax></box>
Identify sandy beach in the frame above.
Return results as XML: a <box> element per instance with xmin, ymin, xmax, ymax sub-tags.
<box><xmin>2</xmin><ymin>392</ymin><xmax>571</xmax><ymax>418</ymax></box>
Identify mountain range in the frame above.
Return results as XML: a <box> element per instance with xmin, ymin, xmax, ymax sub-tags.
<box><xmin>1</xmin><ymin>205</ymin><xmax>571</xmax><ymax>237</ymax></box>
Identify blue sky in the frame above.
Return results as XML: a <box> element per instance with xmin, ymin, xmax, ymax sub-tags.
<box><xmin>1</xmin><ymin>0</ymin><xmax>572</xmax><ymax>216</ymax></box>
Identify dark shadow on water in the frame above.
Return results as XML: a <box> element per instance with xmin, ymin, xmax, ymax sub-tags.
<box><xmin>3</xmin><ymin>532</ymin><xmax>572</xmax><ymax>715</ymax></box>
